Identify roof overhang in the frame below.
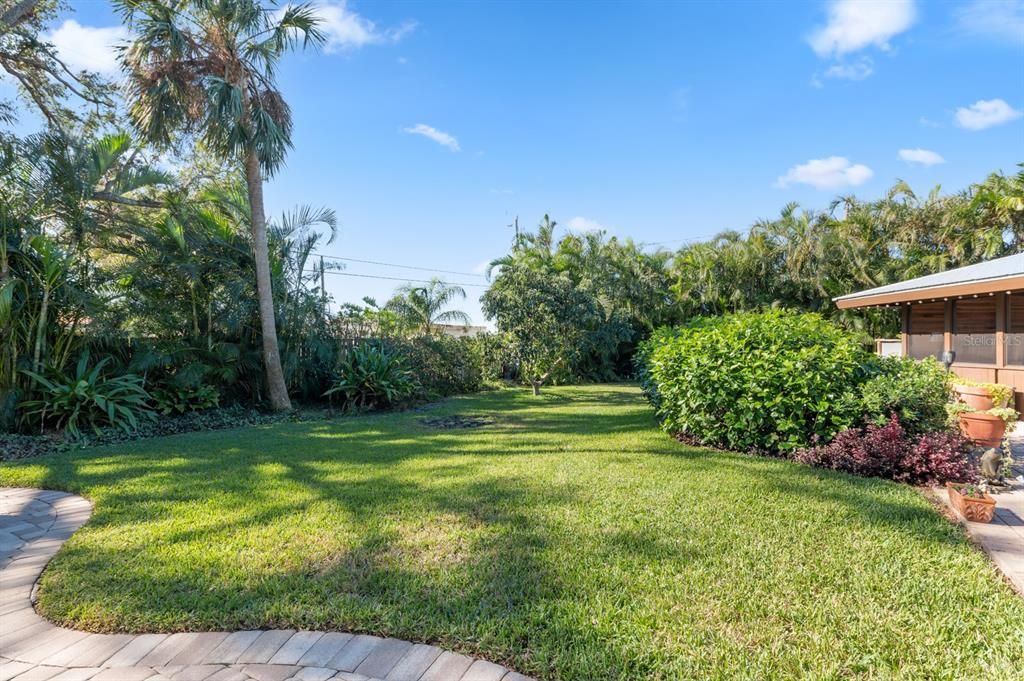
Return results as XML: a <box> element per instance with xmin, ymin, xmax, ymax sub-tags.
<box><xmin>834</xmin><ymin>274</ymin><xmax>1024</xmax><ymax>309</ymax></box>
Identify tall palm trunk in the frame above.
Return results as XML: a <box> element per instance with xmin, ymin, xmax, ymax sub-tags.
<box><xmin>244</xmin><ymin>150</ymin><xmax>291</xmax><ymax>411</ymax></box>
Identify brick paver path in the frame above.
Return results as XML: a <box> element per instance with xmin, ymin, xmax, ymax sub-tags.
<box><xmin>0</xmin><ymin>488</ymin><xmax>534</xmax><ymax>681</ymax></box>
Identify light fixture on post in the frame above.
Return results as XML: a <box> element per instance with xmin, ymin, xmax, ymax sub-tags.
<box><xmin>941</xmin><ymin>351</ymin><xmax>956</xmax><ymax>372</ymax></box>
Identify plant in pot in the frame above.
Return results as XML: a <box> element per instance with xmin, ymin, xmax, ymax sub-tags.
<box><xmin>951</xmin><ymin>378</ymin><xmax>1013</xmax><ymax>411</ymax></box>
<box><xmin>949</xmin><ymin>402</ymin><xmax>1019</xmax><ymax>448</ymax></box>
<box><xmin>946</xmin><ymin>482</ymin><xmax>997</xmax><ymax>523</ymax></box>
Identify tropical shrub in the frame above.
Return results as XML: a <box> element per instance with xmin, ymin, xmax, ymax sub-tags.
<box><xmin>472</xmin><ymin>331</ymin><xmax>519</xmax><ymax>382</ymax></box>
<box><xmin>150</xmin><ymin>381</ymin><xmax>220</xmax><ymax>415</ymax></box>
<box><xmin>19</xmin><ymin>352</ymin><xmax>154</xmax><ymax>439</ymax></box>
<box><xmin>643</xmin><ymin>310</ymin><xmax>870</xmax><ymax>453</ymax></box>
<box><xmin>397</xmin><ymin>335</ymin><xmax>483</xmax><ymax>398</ymax></box>
<box><xmin>794</xmin><ymin>416</ymin><xmax>975</xmax><ymax>485</ymax></box>
<box><xmin>324</xmin><ymin>342</ymin><xmax>417</xmax><ymax>410</ymax></box>
<box><xmin>858</xmin><ymin>356</ymin><xmax>952</xmax><ymax>435</ymax></box>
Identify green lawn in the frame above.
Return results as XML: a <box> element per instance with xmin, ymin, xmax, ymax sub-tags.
<box><xmin>2</xmin><ymin>385</ymin><xmax>1022</xmax><ymax>679</ymax></box>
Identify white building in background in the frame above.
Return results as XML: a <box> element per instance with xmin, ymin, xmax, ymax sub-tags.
<box><xmin>437</xmin><ymin>324</ymin><xmax>487</xmax><ymax>338</ymax></box>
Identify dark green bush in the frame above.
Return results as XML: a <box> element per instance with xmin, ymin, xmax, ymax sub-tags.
<box><xmin>642</xmin><ymin>310</ymin><xmax>871</xmax><ymax>453</ymax></box>
<box><xmin>150</xmin><ymin>381</ymin><xmax>220</xmax><ymax>415</ymax></box>
<box><xmin>396</xmin><ymin>335</ymin><xmax>483</xmax><ymax>398</ymax></box>
<box><xmin>470</xmin><ymin>331</ymin><xmax>519</xmax><ymax>382</ymax></box>
<box><xmin>634</xmin><ymin>326</ymin><xmax>677</xmax><ymax>412</ymax></box>
<box><xmin>857</xmin><ymin>356</ymin><xmax>952</xmax><ymax>435</ymax></box>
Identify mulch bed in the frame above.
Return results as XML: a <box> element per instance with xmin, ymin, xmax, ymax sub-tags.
<box><xmin>418</xmin><ymin>415</ymin><xmax>495</xmax><ymax>430</ymax></box>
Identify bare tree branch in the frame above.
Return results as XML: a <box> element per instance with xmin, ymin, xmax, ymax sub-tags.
<box><xmin>91</xmin><ymin>192</ymin><xmax>164</xmax><ymax>209</ymax></box>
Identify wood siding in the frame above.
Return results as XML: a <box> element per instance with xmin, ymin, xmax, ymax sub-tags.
<box><xmin>896</xmin><ymin>291</ymin><xmax>1024</xmax><ymax>412</ymax></box>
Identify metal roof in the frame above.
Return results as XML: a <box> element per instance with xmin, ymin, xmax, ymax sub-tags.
<box><xmin>834</xmin><ymin>252</ymin><xmax>1024</xmax><ymax>304</ymax></box>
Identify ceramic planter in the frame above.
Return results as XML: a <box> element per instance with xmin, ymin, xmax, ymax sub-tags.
<box><xmin>958</xmin><ymin>411</ymin><xmax>1007</xmax><ymax>448</ymax></box>
<box><xmin>953</xmin><ymin>383</ymin><xmax>993</xmax><ymax>411</ymax></box>
<box><xmin>946</xmin><ymin>483</ymin><xmax>996</xmax><ymax>523</ymax></box>
<box><xmin>953</xmin><ymin>384</ymin><xmax>1012</xmax><ymax>411</ymax></box>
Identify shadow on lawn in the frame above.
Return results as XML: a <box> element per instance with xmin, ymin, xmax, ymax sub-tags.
<box><xmin>16</xmin><ymin>384</ymin><xmax>979</xmax><ymax>679</ymax></box>
<box><xmin>39</xmin><ymin>456</ymin><xmax>571</xmax><ymax>675</ymax></box>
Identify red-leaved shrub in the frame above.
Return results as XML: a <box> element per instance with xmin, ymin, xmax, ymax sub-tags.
<box><xmin>897</xmin><ymin>430</ymin><xmax>976</xmax><ymax>485</ymax></box>
<box><xmin>793</xmin><ymin>414</ymin><xmax>975</xmax><ymax>485</ymax></box>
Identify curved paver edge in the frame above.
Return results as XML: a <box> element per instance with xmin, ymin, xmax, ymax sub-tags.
<box><xmin>0</xmin><ymin>487</ymin><xmax>534</xmax><ymax>681</ymax></box>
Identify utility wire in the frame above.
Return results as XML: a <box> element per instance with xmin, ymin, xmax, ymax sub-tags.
<box><xmin>322</xmin><ymin>270</ymin><xmax>488</xmax><ymax>288</ymax></box>
<box><xmin>313</xmin><ymin>252</ymin><xmax>486</xmax><ymax>278</ymax></box>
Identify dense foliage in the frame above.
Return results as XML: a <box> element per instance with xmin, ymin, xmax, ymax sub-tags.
<box><xmin>20</xmin><ymin>352</ymin><xmax>153</xmax><ymax>439</ymax></box>
<box><xmin>642</xmin><ymin>310</ymin><xmax>870</xmax><ymax>453</ymax></box>
<box><xmin>485</xmin><ymin>168</ymin><xmax>1024</xmax><ymax>384</ymax></box>
<box><xmin>324</xmin><ymin>342</ymin><xmax>417</xmax><ymax>410</ymax></box>
<box><xmin>482</xmin><ymin>264</ymin><xmax>603</xmax><ymax>393</ymax></box>
<box><xmin>394</xmin><ymin>335</ymin><xmax>484</xmax><ymax>399</ymax></box>
<box><xmin>858</xmin><ymin>357</ymin><xmax>952</xmax><ymax>436</ymax></box>
<box><xmin>4</xmin><ymin>0</ymin><xmax>1023</xmax><ymax>452</ymax></box>
<box><xmin>484</xmin><ymin>216</ymin><xmax>674</xmax><ymax>384</ymax></box>
<box><xmin>794</xmin><ymin>416</ymin><xmax>974</xmax><ymax>485</ymax></box>
<box><xmin>640</xmin><ymin>312</ymin><xmax>975</xmax><ymax>483</ymax></box>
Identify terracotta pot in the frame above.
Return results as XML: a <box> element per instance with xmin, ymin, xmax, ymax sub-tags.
<box><xmin>952</xmin><ymin>383</ymin><xmax>1007</xmax><ymax>411</ymax></box>
<box><xmin>958</xmin><ymin>411</ymin><xmax>1007</xmax><ymax>448</ymax></box>
<box><xmin>946</xmin><ymin>483</ymin><xmax>996</xmax><ymax>523</ymax></box>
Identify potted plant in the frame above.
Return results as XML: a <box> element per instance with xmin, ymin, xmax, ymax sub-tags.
<box><xmin>952</xmin><ymin>379</ymin><xmax>1013</xmax><ymax>411</ymax></box>
<box><xmin>946</xmin><ymin>482</ymin><xmax>997</xmax><ymax>523</ymax></box>
<box><xmin>949</xmin><ymin>402</ymin><xmax>1018</xmax><ymax>448</ymax></box>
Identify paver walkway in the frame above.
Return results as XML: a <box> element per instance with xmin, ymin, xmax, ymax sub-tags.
<box><xmin>0</xmin><ymin>488</ymin><xmax>534</xmax><ymax>681</ymax></box>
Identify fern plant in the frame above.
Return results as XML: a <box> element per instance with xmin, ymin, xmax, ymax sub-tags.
<box><xmin>20</xmin><ymin>352</ymin><xmax>154</xmax><ymax>439</ymax></box>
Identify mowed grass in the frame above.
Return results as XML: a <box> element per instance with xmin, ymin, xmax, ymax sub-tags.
<box><xmin>1</xmin><ymin>385</ymin><xmax>1022</xmax><ymax>680</ymax></box>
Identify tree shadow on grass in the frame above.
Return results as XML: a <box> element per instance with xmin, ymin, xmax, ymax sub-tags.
<box><xmin>11</xmin><ymin>383</ymin><xmax>1004</xmax><ymax>679</ymax></box>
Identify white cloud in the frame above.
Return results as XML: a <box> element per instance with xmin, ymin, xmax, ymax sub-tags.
<box><xmin>776</xmin><ymin>156</ymin><xmax>873</xmax><ymax>190</ymax></box>
<box><xmin>954</xmin><ymin>98</ymin><xmax>1023</xmax><ymax>130</ymax></box>
<box><xmin>808</xmin><ymin>0</ymin><xmax>916</xmax><ymax>57</ymax></box>
<box><xmin>46</xmin><ymin>20</ymin><xmax>128</xmax><ymax>76</ymax></box>
<box><xmin>919</xmin><ymin>116</ymin><xmax>943</xmax><ymax>128</ymax></box>
<box><xmin>823</xmin><ymin>58</ymin><xmax>874</xmax><ymax>80</ymax></box>
<box><xmin>955</xmin><ymin>0</ymin><xmax>1024</xmax><ymax>43</ymax></box>
<box><xmin>402</xmin><ymin>123</ymin><xmax>460</xmax><ymax>151</ymax></box>
<box><xmin>898</xmin><ymin>148</ymin><xmax>945</xmax><ymax>166</ymax></box>
<box><xmin>567</xmin><ymin>216</ymin><xmax>606</xmax><ymax>232</ymax></box>
<box><xmin>312</xmin><ymin>1</ymin><xmax>415</xmax><ymax>53</ymax></box>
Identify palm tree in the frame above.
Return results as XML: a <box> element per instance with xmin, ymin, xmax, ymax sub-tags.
<box><xmin>387</xmin><ymin>278</ymin><xmax>471</xmax><ymax>335</ymax></box>
<box><xmin>117</xmin><ymin>0</ymin><xmax>324</xmax><ymax>411</ymax></box>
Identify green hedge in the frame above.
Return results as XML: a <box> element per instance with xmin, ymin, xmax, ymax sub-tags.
<box><xmin>390</xmin><ymin>335</ymin><xmax>484</xmax><ymax>399</ymax></box>
<box><xmin>858</xmin><ymin>356</ymin><xmax>952</xmax><ymax>436</ymax></box>
<box><xmin>641</xmin><ymin>310</ymin><xmax>871</xmax><ymax>453</ymax></box>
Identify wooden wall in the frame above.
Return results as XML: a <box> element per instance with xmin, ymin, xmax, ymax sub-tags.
<box><xmin>900</xmin><ymin>290</ymin><xmax>1024</xmax><ymax>412</ymax></box>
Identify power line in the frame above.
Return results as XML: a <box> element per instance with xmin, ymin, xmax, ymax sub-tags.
<box><xmin>313</xmin><ymin>252</ymin><xmax>486</xmax><ymax>278</ymax></box>
<box><xmin>322</xmin><ymin>270</ymin><xmax>488</xmax><ymax>288</ymax></box>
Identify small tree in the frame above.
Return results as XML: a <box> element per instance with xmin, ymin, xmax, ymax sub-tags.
<box><xmin>481</xmin><ymin>265</ymin><xmax>598</xmax><ymax>395</ymax></box>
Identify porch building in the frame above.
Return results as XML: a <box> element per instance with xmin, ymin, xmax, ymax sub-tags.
<box><xmin>834</xmin><ymin>253</ymin><xmax>1024</xmax><ymax>410</ymax></box>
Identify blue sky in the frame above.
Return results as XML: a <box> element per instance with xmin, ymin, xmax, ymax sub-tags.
<box><xmin>9</xmin><ymin>0</ymin><xmax>1024</xmax><ymax>324</ymax></box>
